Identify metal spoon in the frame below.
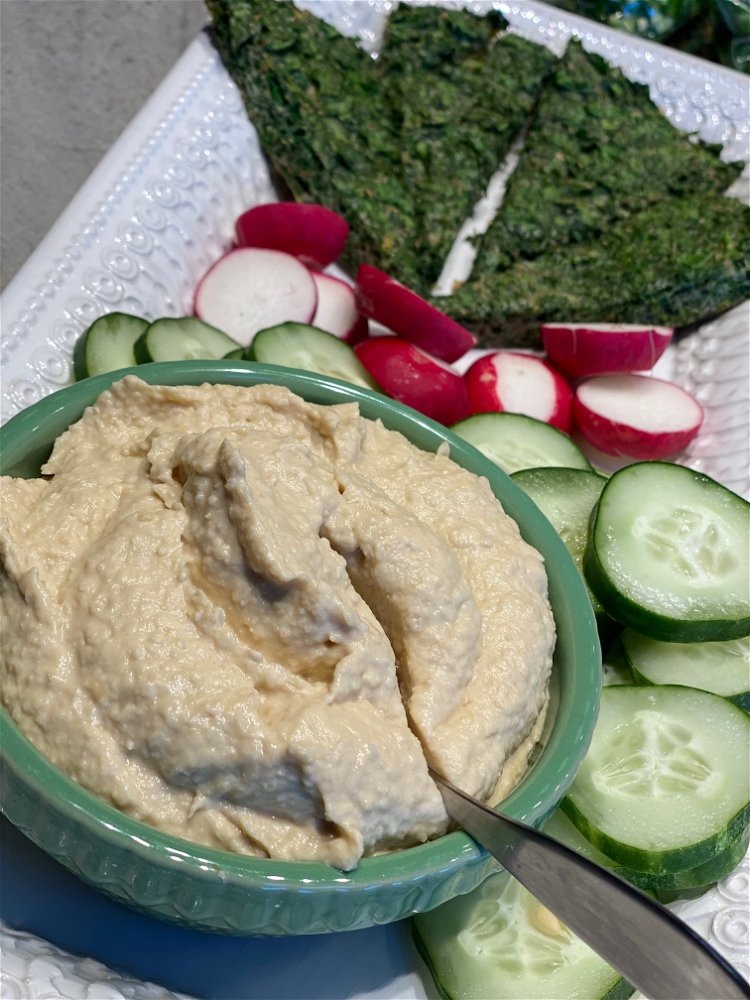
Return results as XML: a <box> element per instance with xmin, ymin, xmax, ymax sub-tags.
<box><xmin>431</xmin><ymin>769</ymin><xmax>750</xmax><ymax>1000</ymax></box>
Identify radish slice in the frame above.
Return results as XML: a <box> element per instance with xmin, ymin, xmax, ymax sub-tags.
<box><xmin>355</xmin><ymin>338</ymin><xmax>469</xmax><ymax>426</ymax></box>
<box><xmin>541</xmin><ymin>323</ymin><xmax>673</xmax><ymax>378</ymax></box>
<box><xmin>355</xmin><ymin>264</ymin><xmax>477</xmax><ymax>364</ymax></box>
<box><xmin>310</xmin><ymin>272</ymin><xmax>368</xmax><ymax>344</ymax></box>
<box><xmin>234</xmin><ymin>202</ymin><xmax>349</xmax><ymax>269</ymax></box>
<box><xmin>465</xmin><ymin>351</ymin><xmax>573</xmax><ymax>433</ymax></box>
<box><xmin>194</xmin><ymin>248</ymin><xmax>317</xmax><ymax>348</ymax></box>
<box><xmin>574</xmin><ymin>374</ymin><xmax>703</xmax><ymax>459</ymax></box>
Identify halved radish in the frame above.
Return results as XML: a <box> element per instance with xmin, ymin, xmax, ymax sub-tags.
<box><xmin>235</xmin><ymin>202</ymin><xmax>349</xmax><ymax>269</ymax></box>
<box><xmin>355</xmin><ymin>338</ymin><xmax>469</xmax><ymax>426</ymax></box>
<box><xmin>194</xmin><ymin>248</ymin><xmax>317</xmax><ymax>348</ymax></box>
<box><xmin>310</xmin><ymin>272</ymin><xmax>368</xmax><ymax>344</ymax></box>
<box><xmin>355</xmin><ymin>264</ymin><xmax>476</xmax><ymax>364</ymax></box>
<box><xmin>465</xmin><ymin>351</ymin><xmax>573</xmax><ymax>433</ymax></box>
<box><xmin>541</xmin><ymin>323</ymin><xmax>673</xmax><ymax>378</ymax></box>
<box><xmin>574</xmin><ymin>374</ymin><xmax>703</xmax><ymax>459</ymax></box>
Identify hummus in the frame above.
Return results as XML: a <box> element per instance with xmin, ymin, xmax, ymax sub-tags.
<box><xmin>0</xmin><ymin>377</ymin><xmax>554</xmax><ymax>869</ymax></box>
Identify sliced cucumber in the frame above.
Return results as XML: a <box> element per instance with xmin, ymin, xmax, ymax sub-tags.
<box><xmin>248</xmin><ymin>322</ymin><xmax>379</xmax><ymax>391</ymax></box>
<box><xmin>643</xmin><ymin>824</ymin><xmax>750</xmax><ymax>895</ymax></box>
<box><xmin>621</xmin><ymin>628</ymin><xmax>750</xmax><ymax>711</ymax></box>
<box><xmin>562</xmin><ymin>685</ymin><xmax>750</xmax><ymax>874</ymax></box>
<box><xmin>511</xmin><ymin>468</ymin><xmax>607</xmax><ymax>554</ymax></box>
<box><xmin>451</xmin><ymin>413</ymin><xmax>592</xmax><ymax>475</ymax></box>
<box><xmin>584</xmin><ymin>462</ymin><xmax>750</xmax><ymax>642</ymax></box>
<box><xmin>512</xmin><ymin>467</ymin><xmax>608</xmax><ymax>622</ymax></box>
<box><xmin>545</xmin><ymin>808</ymin><xmax>749</xmax><ymax>895</ymax></box>
<box><xmin>224</xmin><ymin>347</ymin><xmax>245</xmax><ymax>360</ymax></box>
<box><xmin>544</xmin><ymin>808</ymin><xmax>620</xmax><ymax>867</ymax></box>
<box><xmin>413</xmin><ymin>869</ymin><xmax>632</xmax><ymax>1000</ymax></box>
<box><xmin>134</xmin><ymin>317</ymin><xmax>240</xmax><ymax>363</ymax></box>
<box><xmin>73</xmin><ymin>312</ymin><xmax>149</xmax><ymax>380</ymax></box>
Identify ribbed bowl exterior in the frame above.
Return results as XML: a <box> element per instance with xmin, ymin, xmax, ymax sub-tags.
<box><xmin>1</xmin><ymin>749</ymin><xmax>500</xmax><ymax>935</ymax></box>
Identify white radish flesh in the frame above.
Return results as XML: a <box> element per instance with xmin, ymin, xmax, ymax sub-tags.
<box><xmin>194</xmin><ymin>248</ymin><xmax>317</xmax><ymax>348</ymax></box>
<box><xmin>355</xmin><ymin>264</ymin><xmax>476</xmax><ymax>364</ymax></box>
<box><xmin>235</xmin><ymin>202</ymin><xmax>349</xmax><ymax>269</ymax></box>
<box><xmin>310</xmin><ymin>272</ymin><xmax>368</xmax><ymax>344</ymax></box>
<box><xmin>541</xmin><ymin>323</ymin><xmax>673</xmax><ymax>378</ymax></box>
<box><xmin>355</xmin><ymin>337</ymin><xmax>469</xmax><ymax>426</ymax></box>
<box><xmin>574</xmin><ymin>374</ymin><xmax>703</xmax><ymax>459</ymax></box>
<box><xmin>465</xmin><ymin>351</ymin><xmax>573</xmax><ymax>433</ymax></box>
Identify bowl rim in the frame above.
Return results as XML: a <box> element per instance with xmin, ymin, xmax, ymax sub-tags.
<box><xmin>0</xmin><ymin>360</ymin><xmax>601</xmax><ymax>894</ymax></box>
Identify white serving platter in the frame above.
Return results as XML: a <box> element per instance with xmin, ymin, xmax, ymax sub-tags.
<box><xmin>1</xmin><ymin>3</ymin><xmax>748</xmax><ymax>998</ymax></box>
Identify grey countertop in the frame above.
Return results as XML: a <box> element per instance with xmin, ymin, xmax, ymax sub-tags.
<box><xmin>0</xmin><ymin>0</ymin><xmax>209</xmax><ymax>291</ymax></box>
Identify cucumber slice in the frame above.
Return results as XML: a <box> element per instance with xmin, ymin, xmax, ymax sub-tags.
<box><xmin>73</xmin><ymin>312</ymin><xmax>149</xmax><ymax>380</ymax></box>
<box><xmin>545</xmin><ymin>808</ymin><xmax>750</xmax><ymax>895</ymax></box>
<box><xmin>643</xmin><ymin>824</ymin><xmax>750</xmax><ymax>895</ymax></box>
<box><xmin>511</xmin><ymin>468</ymin><xmax>607</xmax><ymax>554</ymax></box>
<box><xmin>621</xmin><ymin>628</ymin><xmax>750</xmax><ymax>711</ymax></box>
<box><xmin>224</xmin><ymin>347</ymin><xmax>245</xmax><ymax>360</ymax></box>
<box><xmin>451</xmin><ymin>413</ymin><xmax>592</xmax><ymax>475</ymax></box>
<box><xmin>512</xmin><ymin>467</ymin><xmax>608</xmax><ymax>621</ymax></box>
<box><xmin>134</xmin><ymin>317</ymin><xmax>240</xmax><ymax>363</ymax></box>
<box><xmin>562</xmin><ymin>685</ymin><xmax>750</xmax><ymax>873</ymax></box>
<box><xmin>248</xmin><ymin>322</ymin><xmax>379</xmax><ymax>391</ymax></box>
<box><xmin>584</xmin><ymin>462</ymin><xmax>750</xmax><ymax>642</ymax></box>
<box><xmin>413</xmin><ymin>869</ymin><xmax>632</xmax><ymax>1000</ymax></box>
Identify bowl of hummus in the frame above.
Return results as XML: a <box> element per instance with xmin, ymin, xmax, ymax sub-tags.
<box><xmin>0</xmin><ymin>361</ymin><xmax>600</xmax><ymax>936</ymax></box>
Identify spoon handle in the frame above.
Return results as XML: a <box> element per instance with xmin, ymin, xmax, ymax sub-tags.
<box><xmin>432</xmin><ymin>772</ymin><xmax>750</xmax><ymax>1000</ymax></box>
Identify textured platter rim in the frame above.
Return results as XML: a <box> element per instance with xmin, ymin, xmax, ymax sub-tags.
<box><xmin>0</xmin><ymin>0</ymin><xmax>748</xmax><ymax>996</ymax></box>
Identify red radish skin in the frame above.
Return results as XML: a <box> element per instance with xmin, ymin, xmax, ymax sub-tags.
<box><xmin>310</xmin><ymin>272</ymin><xmax>368</xmax><ymax>344</ymax></box>
<box><xmin>355</xmin><ymin>338</ymin><xmax>469</xmax><ymax>426</ymax></box>
<box><xmin>574</xmin><ymin>374</ymin><xmax>703</xmax><ymax>459</ymax></box>
<box><xmin>355</xmin><ymin>264</ymin><xmax>477</xmax><ymax>364</ymax></box>
<box><xmin>465</xmin><ymin>351</ymin><xmax>573</xmax><ymax>433</ymax></box>
<box><xmin>542</xmin><ymin>323</ymin><xmax>673</xmax><ymax>378</ymax></box>
<box><xmin>194</xmin><ymin>248</ymin><xmax>317</xmax><ymax>348</ymax></box>
<box><xmin>234</xmin><ymin>202</ymin><xmax>349</xmax><ymax>269</ymax></box>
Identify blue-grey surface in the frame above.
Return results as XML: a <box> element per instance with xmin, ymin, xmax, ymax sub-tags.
<box><xmin>0</xmin><ymin>817</ymin><xmax>427</xmax><ymax>999</ymax></box>
<box><xmin>0</xmin><ymin>0</ymin><xmax>208</xmax><ymax>290</ymax></box>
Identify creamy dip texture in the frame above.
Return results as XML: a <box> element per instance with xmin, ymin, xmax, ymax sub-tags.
<box><xmin>0</xmin><ymin>377</ymin><xmax>554</xmax><ymax>869</ymax></box>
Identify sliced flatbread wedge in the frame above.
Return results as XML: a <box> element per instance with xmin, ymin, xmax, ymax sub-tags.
<box><xmin>207</xmin><ymin>0</ymin><xmax>424</xmax><ymax>287</ymax></box>
<box><xmin>443</xmin><ymin>193</ymin><xmax>750</xmax><ymax>347</ymax></box>
<box><xmin>471</xmin><ymin>40</ymin><xmax>743</xmax><ymax>276</ymax></box>
<box><xmin>379</xmin><ymin>5</ymin><xmax>555</xmax><ymax>290</ymax></box>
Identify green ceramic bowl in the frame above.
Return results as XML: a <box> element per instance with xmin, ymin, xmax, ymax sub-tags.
<box><xmin>0</xmin><ymin>362</ymin><xmax>601</xmax><ymax>936</ymax></box>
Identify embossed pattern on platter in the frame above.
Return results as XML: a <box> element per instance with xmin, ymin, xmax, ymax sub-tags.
<box><xmin>1</xmin><ymin>56</ymin><xmax>275</xmax><ymax>422</ymax></box>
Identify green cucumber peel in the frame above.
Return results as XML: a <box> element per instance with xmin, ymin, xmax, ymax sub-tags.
<box><xmin>562</xmin><ymin>685</ymin><xmax>750</xmax><ymax>874</ymax></box>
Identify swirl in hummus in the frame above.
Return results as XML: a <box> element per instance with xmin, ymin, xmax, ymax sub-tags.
<box><xmin>0</xmin><ymin>377</ymin><xmax>555</xmax><ymax>870</ymax></box>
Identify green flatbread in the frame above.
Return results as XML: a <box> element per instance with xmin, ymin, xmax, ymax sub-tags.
<box><xmin>207</xmin><ymin>4</ymin><xmax>748</xmax><ymax>349</ymax></box>
<box><xmin>207</xmin><ymin>0</ymin><xmax>424</xmax><ymax>287</ymax></box>
<box><xmin>471</xmin><ymin>40</ymin><xmax>743</xmax><ymax>276</ymax></box>
<box><xmin>442</xmin><ymin>194</ymin><xmax>750</xmax><ymax>347</ymax></box>
<box><xmin>379</xmin><ymin>5</ymin><xmax>556</xmax><ymax>290</ymax></box>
